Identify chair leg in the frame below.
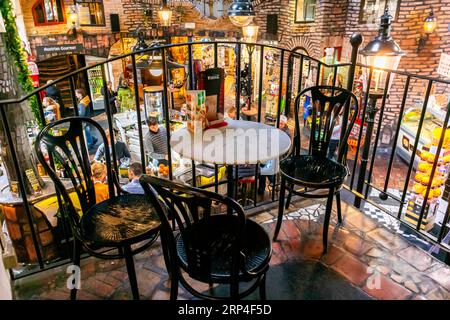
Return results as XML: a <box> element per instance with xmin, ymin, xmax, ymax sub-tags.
<box><xmin>323</xmin><ymin>188</ymin><xmax>334</xmax><ymax>253</ymax></box>
<box><xmin>336</xmin><ymin>191</ymin><xmax>342</xmax><ymax>224</ymax></box>
<box><xmin>170</xmin><ymin>271</ymin><xmax>179</xmax><ymax>301</ymax></box>
<box><xmin>123</xmin><ymin>244</ymin><xmax>140</xmax><ymax>300</ymax></box>
<box><xmin>273</xmin><ymin>176</ymin><xmax>286</xmax><ymax>241</ymax></box>
<box><xmin>259</xmin><ymin>273</ymin><xmax>267</xmax><ymax>300</ymax></box>
<box><xmin>160</xmin><ymin>234</ymin><xmax>172</xmax><ymax>280</ymax></box>
<box><xmin>285</xmin><ymin>183</ymin><xmax>294</xmax><ymax>210</ymax></box>
<box><xmin>70</xmin><ymin>239</ymin><xmax>81</xmax><ymax>301</ymax></box>
<box><xmin>230</xmin><ymin>280</ymin><xmax>239</xmax><ymax>299</ymax></box>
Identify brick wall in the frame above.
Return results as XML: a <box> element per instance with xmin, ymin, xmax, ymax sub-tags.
<box><xmin>21</xmin><ymin>0</ymin><xmax>240</xmax><ymax>62</ymax></box>
<box><xmin>121</xmin><ymin>0</ymin><xmax>240</xmax><ymax>36</ymax></box>
<box><xmin>340</xmin><ymin>0</ymin><xmax>450</xmax><ymax>129</ymax></box>
<box><xmin>254</xmin><ymin>0</ymin><xmax>347</xmax><ymax>58</ymax></box>
<box><xmin>20</xmin><ymin>0</ymin><xmax>124</xmax><ymax>36</ymax></box>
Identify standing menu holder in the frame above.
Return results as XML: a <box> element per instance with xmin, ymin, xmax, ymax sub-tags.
<box><xmin>186</xmin><ymin>89</ymin><xmax>225</xmax><ymax>133</ymax></box>
<box><xmin>197</xmin><ymin>68</ymin><xmax>225</xmax><ymax>115</ymax></box>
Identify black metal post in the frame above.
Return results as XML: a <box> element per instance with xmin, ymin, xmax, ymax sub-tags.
<box><xmin>131</xmin><ymin>54</ymin><xmax>146</xmax><ymax>169</ymax></box>
<box><xmin>247</xmin><ymin>44</ymin><xmax>254</xmax><ymax>111</ymax></box>
<box><xmin>354</xmin><ymin>93</ymin><xmax>382</xmax><ymax>208</ymax></box>
<box><xmin>341</xmin><ymin>33</ymin><xmax>363</xmax><ymax>144</ymax></box>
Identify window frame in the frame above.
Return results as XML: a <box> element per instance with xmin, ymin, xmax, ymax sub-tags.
<box><xmin>358</xmin><ymin>0</ymin><xmax>401</xmax><ymax>24</ymax></box>
<box><xmin>74</xmin><ymin>0</ymin><xmax>106</xmax><ymax>27</ymax></box>
<box><xmin>294</xmin><ymin>0</ymin><xmax>316</xmax><ymax>23</ymax></box>
<box><xmin>32</xmin><ymin>0</ymin><xmax>66</xmax><ymax>26</ymax></box>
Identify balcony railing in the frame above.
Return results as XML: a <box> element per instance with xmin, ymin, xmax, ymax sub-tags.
<box><xmin>1</xmin><ymin>37</ymin><xmax>450</xmax><ymax>278</ymax></box>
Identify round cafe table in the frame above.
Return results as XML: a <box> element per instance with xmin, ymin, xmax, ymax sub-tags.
<box><xmin>170</xmin><ymin>119</ymin><xmax>291</xmax><ymax>198</ymax></box>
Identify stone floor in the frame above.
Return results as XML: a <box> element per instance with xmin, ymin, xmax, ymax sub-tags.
<box><xmin>12</xmin><ymin>195</ymin><xmax>450</xmax><ymax>300</ymax></box>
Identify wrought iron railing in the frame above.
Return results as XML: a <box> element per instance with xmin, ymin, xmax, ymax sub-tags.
<box><xmin>2</xmin><ymin>36</ymin><xmax>450</xmax><ymax>279</ymax></box>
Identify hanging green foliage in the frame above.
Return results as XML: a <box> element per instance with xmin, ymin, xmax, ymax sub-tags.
<box><xmin>0</xmin><ymin>0</ymin><xmax>43</xmax><ymax>128</ymax></box>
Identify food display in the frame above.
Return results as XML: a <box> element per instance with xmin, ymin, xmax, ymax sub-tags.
<box><xmin>143</xmin><ymin>86</ymin><xmax>164</xmax><ymax>123</ymax></box>
<box><xmin>158</xmin><ymin>164</ymin><xmax>170</xmax><ymax>177</ymax></box>
<box><xmin>404</xmin><ymin>127</ymin><xmax>450</xmax><ymax>231</ymax></box>
<box><xmin>396</xmin><ymin>99</ymin><xmax>450</xmax><ymax>168</ymax></box>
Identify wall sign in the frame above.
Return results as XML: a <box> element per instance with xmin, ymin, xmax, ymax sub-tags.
<box><xmin>36</xmin><ymin>44</ymin><xmax>84</xmax><ymax>55</ymax></box>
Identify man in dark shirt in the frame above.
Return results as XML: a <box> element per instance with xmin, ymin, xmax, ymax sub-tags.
<box><xmin>144</xmin><ymin>117</ymin><xmax>168</xmax><ymax>165</ymax></box>
<box><xmin>94</xmin><ymin>129</ymin><xmax>131</xmax><ymax>165</ymax></box>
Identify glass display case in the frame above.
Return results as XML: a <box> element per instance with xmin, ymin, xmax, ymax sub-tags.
<box><xmin>143</xmin><ymin>86</ymin><xmax>164</xmax><ymax>123</ymax></box>
<box><xmin>396</xmin><ymin>98</ymin><xmax>450</xmax><ymax>168</ymax></box>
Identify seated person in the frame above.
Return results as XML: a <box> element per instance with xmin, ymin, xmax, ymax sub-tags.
<box><xmin>91</xmin><ymin>162</ymin><xmax>109</xmax><ymax>203</ymax></box>
<box><xmin>144</xmin><ymin>117</ymin><xmax>168</xmax><ymax>164</ymax></box>
<box><xmin>94</xmin><ymin>129</ymin><xmax>131</xmax><ymax>166</ymax></box>
<box><xmin>42</xmin><ymin>97</ymin><xmax>60</xmax><ymax>123</ymax></box>
<box><xmin>122</xmin><ymin>162</ymin><xmax>144</xmax><ymax>194</ymax></box>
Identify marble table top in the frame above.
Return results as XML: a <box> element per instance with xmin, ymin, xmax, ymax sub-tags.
<box><xmin>170</xmin><ymin>119</ymin><xmax>291</xmax><ymax>165</ymax></box>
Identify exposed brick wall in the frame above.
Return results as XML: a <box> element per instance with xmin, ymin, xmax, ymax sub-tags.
<box><xmin>251</xmin><ymin>0</ymin><xmax>450</xmax><ymax>131</ymax></box>
<box><xmin>21</xmin><ymin>0</ymin><xmax>240</xmax><ymax>62</ymax></box>
<box><xmin>121</xmin><ymin>0</ymin><xmax>240</xmax><ymax>36</ymax></box>
<box><xmin>254</xmin><ymin>0</ymin><xmax>347</xmax><ymax>59</ymax></box>
<box><xmin>341</xmin><ymin>0</ymin><xmax>450</xmax><ymax>129</ymax></box>
<box><xmin>19</xmin><ymin>0</ymin><xmax>125</xmax><ymax>36</ymax></box>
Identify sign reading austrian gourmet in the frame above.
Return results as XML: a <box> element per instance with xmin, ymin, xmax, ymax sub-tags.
<box><xmin>36</xmin><ymin>44</ymin><xmax>84</xmax><ymax>55</ymax></box>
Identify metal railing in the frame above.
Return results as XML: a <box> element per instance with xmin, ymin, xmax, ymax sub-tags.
<box><xmin>2</xmin><ymin>35</ymin><xmax>450</xmax><ymax>279</ymax></box>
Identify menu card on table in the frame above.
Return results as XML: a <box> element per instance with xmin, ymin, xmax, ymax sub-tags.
<box><xmin>186</xmin><ymin>90</ymin><xmax>225</xmax><ymax>132</ymax></box>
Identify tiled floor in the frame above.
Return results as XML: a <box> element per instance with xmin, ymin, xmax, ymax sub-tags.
<box><xmin>12</xmin><ymin>196</ymin><xmax>450</xmax><ymax>300</ymax></box>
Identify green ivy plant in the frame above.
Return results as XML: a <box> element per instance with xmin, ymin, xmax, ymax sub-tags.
<box><xmin>0</xmin><ymin>0</ymin><xmax>43</xmax><ymax>128</ymax></box>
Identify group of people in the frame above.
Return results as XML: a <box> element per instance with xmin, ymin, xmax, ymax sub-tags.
<box><xmin>91</xmin><ymin>161</ymin><xmax>146</xmax><ymax>204</ymax></box>
<box><xmin>46</xmin><ymin>75</ymin><xmax>342</xmax><ymax>201</ymax></box>
<box><xmin>43</xmin><ymin>77</ymin><xmax>134</xmax><ymax>120</ymax></box>
<box><xmin>43</xmin><ymin>79</ymin><xmax>169</xmax><ymax>202</ymax></box>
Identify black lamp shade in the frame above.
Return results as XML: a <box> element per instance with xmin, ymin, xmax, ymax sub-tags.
<box><xmin>359</xmin><ymin>9</ymin><xmax>405</xmax><ymax>94</ymax></box>
<box><xmin>359</xmin><ymin>10</ymin><xmax>404</xmax><ymax>57</ymax></box>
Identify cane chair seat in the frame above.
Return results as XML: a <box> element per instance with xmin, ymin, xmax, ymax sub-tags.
<box><xmin>280</xmin><ymin>155</ymin><xmax>348</xmax><ymax>188</ymax></box>
<box><xmin>81</xmin><ymin>194</ymin><xmax>160</xmax><ymax>246</ymax></box>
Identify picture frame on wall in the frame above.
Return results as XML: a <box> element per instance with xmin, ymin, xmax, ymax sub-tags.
<box><xmin>294</xmin><ymin>0</ymin><xmax>316</xmax><ymax>23</ymax></box>
<box><xmin>359</xmin><ymin>0</ymin><xmax>401</xmax><ymax>25</ymax></box>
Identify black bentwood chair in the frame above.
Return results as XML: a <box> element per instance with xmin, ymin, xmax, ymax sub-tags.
<box><xmin>274</xmin><ymin>86</ymin><xmax>359</xmax><ymax>252</ymax></box>
<box><xmin>139</xmin><ymin>175</ymin><xmax>272</xmax><ymax>300</ymax></box>
<box><xmin>35</xmin><ymin>117</ymin><xmax>160</xmax><ymax>300</ymax></box>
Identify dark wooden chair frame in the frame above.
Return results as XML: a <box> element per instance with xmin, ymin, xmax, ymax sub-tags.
<box><xmin>35</xmin><ymin>117</ymin><xmax>159</xmax><ymax>300</ymax></box>
<box><xmin>140</xmin><ymin>175</ymin><xmax>272</xmax><ymax>300</ymax></box>
<box><xmin>274</xmin><ymin>86</ymin><xmax>359</xmax><ymax>252</ymax></box>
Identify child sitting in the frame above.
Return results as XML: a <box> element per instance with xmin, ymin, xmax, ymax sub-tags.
<box><xmin>91</xmin><ymin>162</ymin><xmax>109</xmax><ymax>203</ymax></box>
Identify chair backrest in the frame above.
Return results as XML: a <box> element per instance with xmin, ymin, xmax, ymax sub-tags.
<box><xmin>293</xmin><ymin>85</ymin><xmax>359</xmax><ymax>163</ymax></box>
<box><xmin>34</xmin><ymin>117</ymin><xmax>115</xmax><ymax>235</ymax></box>
<box><xmin>139</xmin><ymin>175</ymin><xmax>246</xmax><ymax>283</ymax></box>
